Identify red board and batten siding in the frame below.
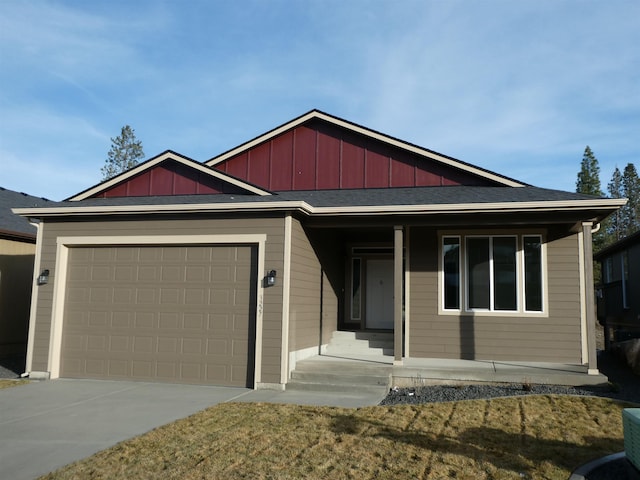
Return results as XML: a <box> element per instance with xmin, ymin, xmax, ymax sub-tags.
<box><xmin>216</xmin><ymin>120</ymin><xmax>494</xmax><ymax>191</ymax></box>
<box><xmin>94</xmin><ymin>160</ymin><xmax>248</xmax><ymax>198</ymax></box>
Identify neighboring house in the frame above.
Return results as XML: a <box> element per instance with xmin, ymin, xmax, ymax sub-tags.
<box><xmin>14</xmin><ymin>110</ymin><xmax>625</xmax><ymax>388</ymax></box>
<box><xmin>0</xmin><ymin>187</ymin><xmax>50</xmax><ymax>359</ymax></box>
<box><xmin>595</xmin><ymin>230</ymin><xmax>640</xmax><ymax>348</ymax></box>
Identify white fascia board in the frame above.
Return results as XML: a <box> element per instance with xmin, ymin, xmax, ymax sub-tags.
<box><xmin>206</xmin><ymin>110</ymin><xmax>525</xmax><ymax>188</ymax></box>
<box><xmin>13</xmin><ymin>198</ymin><xmax>626</xmax><ymax>218</ymax></box>
<box><xmin>69</xmin><ymin>152</ymin><xmax>271</xmax><ymax>200</ymax></box>
<box><xmin>13</xmin><ymin>201</ymin><xmax>312</xmax><ymax>217</ymax></box>
<box><xmin>309</xmin><ymin>198</ymin><xmax>628</xmax><ymax>216</ymax></box>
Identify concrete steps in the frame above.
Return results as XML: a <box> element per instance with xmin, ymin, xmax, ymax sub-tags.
<box><xmin>287</xmin><ymin>359</ymin><xmax>392</xmax><ymax>393</ymax></box>
<box><xmin>324</xmin><ymin>331</ymin><xmax>394</xmax><ymax>356</ymax></box>
<box><xmin>286</xmin><ymin>331</ymin><xmax>393</xmax><ymax>393</ymax></box>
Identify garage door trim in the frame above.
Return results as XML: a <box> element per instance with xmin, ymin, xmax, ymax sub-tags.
<box><xmin>48</xmin><ymin>234</ymin><xmax>267</xmax><ymax>387</ymax></box>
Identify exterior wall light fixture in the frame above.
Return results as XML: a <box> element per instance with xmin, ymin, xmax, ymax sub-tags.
<box><xmin>37</xmin><ymin>269</ymin><xmax>50</xmax><ymax>285</ymax></box>
<box><xmin>266</xmin><ymin>270</ymin><xmax>277</xmax><ymax>287</ymax></box>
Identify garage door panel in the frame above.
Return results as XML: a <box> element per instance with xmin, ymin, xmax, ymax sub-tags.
<box><xmin>114</xmin><ymin>247</ymin><xmax>136</xmax><ymax>262</ymax></box>
<box><xmin>89</xmin><ymin>287</ymin><xmax>111</xmax><ymax>303</ymax></box>
<box><xmin>86</xmin><ymin>359</ymin><xmax>106</xmax><ymax>375</ymax></box>
<box><xmin>88</xmin><ymin>312</ymin><xmax>108</xmax><ymax>327</ymax></box>
<box><xmin>133</xmin><ymin>336</ymin><xmax>154</xmax><ymax>353</ymax></box>
<box><xmin>132</xmin><ymin>361</ymin><xmax>153</xmax><ymax>377</ymax></box>
<box><xmin>186</xmin><ymin>247</ymin><xmax>210</xmax><ymax>262</ymax></box>
<box><xmin>113</xmin><ymin>288</ymin><xmax>133</xmax><ymax>304</ymax></box>
<box><xmin>92</xmin><ymin>248</ymin><xmax>114</xmax><ymax>262</ymax></box>
<box><xmin>108</xmin><ymin>360</ymin><xmax>128</xmax><ymax>376</ymax></box>
<box><xmin>136</xmin><ymin>288</ymin><xmax>156</xmax><ymax>304</ymax></box>
<box><xmin>139</xmin><ymin>248</ymin><xmax>162</xmax><ymax>263</ymax></box>
<box><xmin>61</xmin><ymin>245</ymin><xmax>256</xmax><ymax>387</ymax></box>
<box><xmin>114</xmin><ymin>265</ymin><xmax>135</xmax><ymax>281</ymax></box>
<box><xmin>108</xmin><ymin>335</ymin><xmax>128</xmax><ymax>352</ymax></box>
<box><xmin>63</xmin><ymin>334</ymin><xmax>85</xmax><ymax>351</ymax></box>
<box><xmin>186</xmin><ymin>265</ymin><xmax>207</xmax><ymax>282</ymax></box>
<box><xmin>157</xmin><ymin>362</ymin><xmax>177</xmax><ymax>378</ymax></box>
<box><xmin>138</xmin><ymin>266</ymin><xmax>159</xmax><ymax>281</ymax></box>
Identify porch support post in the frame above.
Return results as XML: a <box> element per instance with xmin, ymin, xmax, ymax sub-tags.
<box><xmin>582</xmin><ymin>221</ymin><xmax>599</xmax><ymax>374</ymax></box>
<box><xmin>394</xmin><ymin>225</ymin><xmax>403</xmax><ymax>366</ymax></box>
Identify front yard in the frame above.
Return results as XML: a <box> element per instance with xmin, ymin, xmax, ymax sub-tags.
<box><xmin>40</xmin><ymin>395</ymin><xmax>629</xmax><ymax>480</ymax></box>
<box><xmin>0</xmin><ymin>379</ymin><xmax>27</xmax><ymax>389</ymax></box>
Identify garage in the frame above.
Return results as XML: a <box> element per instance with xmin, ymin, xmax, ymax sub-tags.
<box><xmin>60</xmin><ymin>244</ymin><xmax>257</xmax><ymax>387</ymax></box>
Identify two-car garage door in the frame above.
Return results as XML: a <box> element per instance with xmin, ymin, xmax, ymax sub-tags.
<box><xmin>60</xmin><ymin>245</ymin><xmax>257</xmax><ymax>387</ymax></box>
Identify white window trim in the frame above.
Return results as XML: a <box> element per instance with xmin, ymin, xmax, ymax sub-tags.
<box><xmin>439</xmin><ymin>232</ymin><xmax>547</xmax><ymax>317</ymax></box>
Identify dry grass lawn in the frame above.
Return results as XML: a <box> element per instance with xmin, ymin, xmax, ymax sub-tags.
<box><xmin>0</xmin><ymin>379</ymin><xmax>27</xmax><ymax>389</ymax></box>
<box><xmin>40</xmin><ymin>395</ymin><xmax>629</xmax><ymax>480</ymax></box>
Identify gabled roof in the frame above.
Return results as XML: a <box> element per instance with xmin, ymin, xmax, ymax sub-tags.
<box><xmin>206</xmin><ymin>109</ymin><xmax>526</xmax><ymax>188</ymax></box>
<box><xmin>68</xmin><ymin>150</ymin><xmax>272</xmax><ymax>201</ymax></box>
<box><xmin>0</xmin><ymin>186</ymin><xmax>50</xmax><ymax>241</ymax></box>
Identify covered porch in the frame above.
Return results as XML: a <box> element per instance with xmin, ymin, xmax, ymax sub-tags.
<box><xmin>291</xmin><ymin>212</ymin><xmax>602</xmax><ymax>369</ymax></box>
<box><xmin>288</xmin><ymin>348</ymin><xmax>608</xmax><ymax>393</ymax></box>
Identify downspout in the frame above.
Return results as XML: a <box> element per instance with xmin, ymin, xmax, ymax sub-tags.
<box><xmin>591</xmin><ymin>223</ymin><xmax>601</xmax><ymax>234</ymax></box>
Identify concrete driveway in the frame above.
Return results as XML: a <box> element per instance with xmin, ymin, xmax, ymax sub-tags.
<box><xmin>0</xmin><ymin>379</ymin><xmax>385</xmax><ymax>480</ymax></box>
<box><xmin>0</xmin><ymin>379</ymin><xmax>252</xmax><ymax>480</ymax></box>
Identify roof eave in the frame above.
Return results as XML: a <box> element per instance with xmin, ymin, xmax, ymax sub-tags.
<box><xmin>13</xmin><ymin>198</ymin><xmax>626</xmax><ymax>220</ymax></box>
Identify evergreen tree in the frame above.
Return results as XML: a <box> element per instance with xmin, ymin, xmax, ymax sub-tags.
<box><xmin>621</xmin><ymin>163</ymin><xmax>640</xmax><ymax>236</ymax></box>
<box><xmin>101</xmin><ymin>125</ymin><xmax>145</xmax><ymax>180</ymax></box>
<box><xmin>606</xmin><ymin>166</ymin><xmax>624</xmax><ymax>241</ymax></box>
<box><xmin>576</xmin><ymin>146</ymin><xmax>603</xmax><ymax>197</ymax></box>
<box><xmin>576</xmin><ymin>146</ymin><xmax>606</xmax><ymax>253</ymax></box>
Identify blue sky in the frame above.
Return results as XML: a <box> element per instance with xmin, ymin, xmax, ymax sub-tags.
<box><xmin>1</xmin><ymin>1</ymin><xmax>638</xmax><ymax>201</ymax></box>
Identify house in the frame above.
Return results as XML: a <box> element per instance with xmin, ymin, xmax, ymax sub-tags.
<box><xmin>13</xmin><ymin>110</ymin><xmax>625</xmax><ymax>388</ymax></box>
<box><xmin>595</xmin><ymin>230</ymin><xmax>640</xmax><ymax>348</ymax></box>
<box><xmin>0</xmin><ymin>187</ymin><xmax>50</xmax><ymax>360</ymax></box>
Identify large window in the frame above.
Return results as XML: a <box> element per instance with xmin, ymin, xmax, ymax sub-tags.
<box><xmin>442</xmin><ymin>234</ymin><xmax>544</xmax><ymax>313</ymax></box>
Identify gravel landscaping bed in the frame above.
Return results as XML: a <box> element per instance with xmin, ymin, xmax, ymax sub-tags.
<box><xmin>381</xmin><ymin>351</ymin><xmax>640</xmax><ymax>406</ymax></box>
<box><xmin>380</xmin><ymin>382</ymin><xmax>623</xmax><ymax>405</ymax></box>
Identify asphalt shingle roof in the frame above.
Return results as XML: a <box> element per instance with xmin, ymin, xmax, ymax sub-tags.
<box><xmin>34</xmin><ymin>186</ymin><xmax>602</xmax><ymax>209</ymax></box>
<box><xmin>0</xmin><ymin>187</ymin><xmax>51</xmax><ymax>238</ymax></box>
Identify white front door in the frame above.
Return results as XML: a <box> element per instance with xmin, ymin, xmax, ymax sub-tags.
<box><xmin>365</xmin><ymin>259</ymin><xmax>394</xmax><ymax>329</ymax></box>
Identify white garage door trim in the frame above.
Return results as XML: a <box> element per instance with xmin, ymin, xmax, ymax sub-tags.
<box><xmin>48</xmin><ymin>234</ymin><xmax>266</xmax><ymax>387</ymax></box>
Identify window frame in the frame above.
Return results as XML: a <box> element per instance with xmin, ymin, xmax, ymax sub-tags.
<box><xmin>439</xmin><ymin>232</ymin><xmax>546</xmax><ymax>316</ymax></box>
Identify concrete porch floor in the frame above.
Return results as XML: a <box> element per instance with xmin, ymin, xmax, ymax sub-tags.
<box><xmin>302</xmin><ymin>353</ymin><xmax>609</xmax><ymax>387</ymax></box>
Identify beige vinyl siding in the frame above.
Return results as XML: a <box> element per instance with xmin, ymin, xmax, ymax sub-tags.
<box><xmin>321</xmin><ymin>269</ymin><xmax>338</xmax><ymax>345</ymax></box>
<box><xmin>30</xmin><ymin>215</ymin><xmax>285</xmax><ymax>383</ymax></box>
<box><xmin>409</xmin><ymin>227</ymin><xmax>582</xmax><ymax>363</ymax></box>
<box><xmin>288</xmin><ymin>218</ymin><xmax>322</xmax><ymax>352</ymax></box>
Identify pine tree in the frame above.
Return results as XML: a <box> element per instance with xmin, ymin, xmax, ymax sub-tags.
<box><xmin>576</xmin><ymin>146</ymin><xmax>603</xmax><ymax>197</ymax></box>
<box><xmin>101</xmin><ymin>125</ymin><xmax>145</xmax><ymax>180</ymax></box>
<box><xmin>621</xmin><ymin>163</ymin><xmax>640</xmax><ymax>236</ymax></box>
<box><xmin>606</xmin><ymin>166</ymin><xmax>624</xmax><ymax>241</ymax></box>
<box><xmin>576</xmin><ymin>146</ymin><xmax>607</xmax><ymax>254</ymax></box>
